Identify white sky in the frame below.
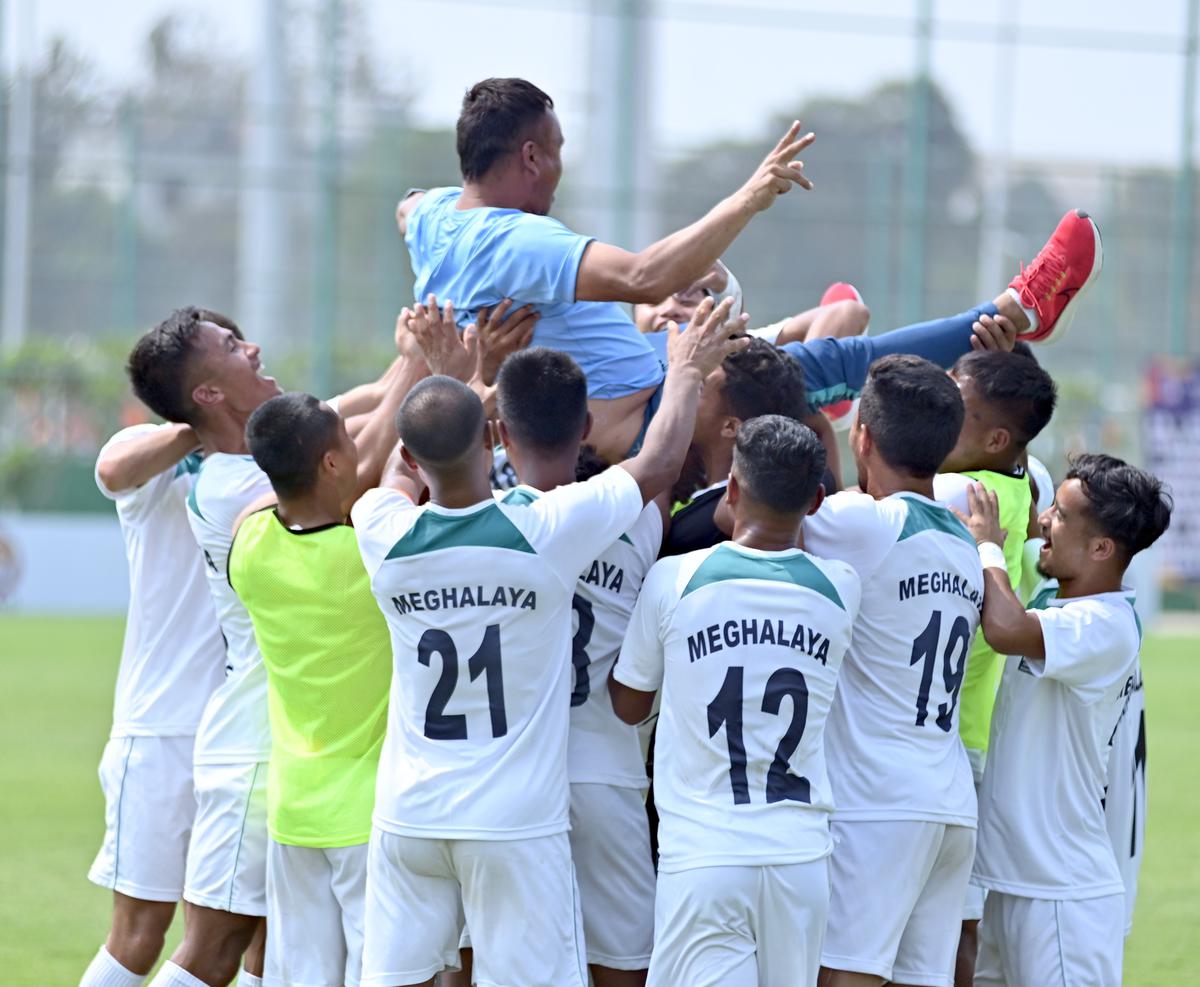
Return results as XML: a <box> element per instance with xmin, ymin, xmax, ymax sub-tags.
<box><xmin>20</xmin><ymin>0</ymin><xmax>1192</xmax><ymax>167</ymax></box>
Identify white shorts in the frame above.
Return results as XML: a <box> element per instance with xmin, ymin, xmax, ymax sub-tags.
<box><xmin>974</xmin><ymin>891</ymin><xmax>1124</xmax><ymax>987</ymax></box>
<box><xmin>88</xmin><ymin>735</ymin><xmax>197</xmax><ymax>902</ymax></box>
<box><xmin>265</xmin><ymin>840</ymin><xmax>367</xmax><ymax>987</ymax></box>
<box><xmin>648</xmin><ymin>859</ymin><xmax>829</xmax><ymax>987</ymax></box>
<box><xmin>360</xmin><ymin>828</ymin><xmax>586</xmax><ymax>987</ymax></box>
<box><xmin>963</xmin><ymin>880</ymin><xmax>986</xmax><ymax>922</ymax></box>
<box><xmin>183</xmin><ymin>760</ymin><xmax>268</xmax><ymax>916</ymax></box>
<box><xmin>568</xmin><ymin>783</ymin><xmax>656</xmax><ymax>970</ymax></box>
<box><xmin>821</xmin><ymin>819</ymin><xmax>975</xmax><ymax>987</ymax></box>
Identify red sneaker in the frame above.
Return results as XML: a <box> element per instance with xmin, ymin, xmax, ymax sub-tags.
<box><xmin>818</xmin><ymin>282</ymin><xmax>866</xmax><ymax>431</ymax></box>
<box><xmin>1009</xmin><ymin>209</ymin><xmax>1102</xmax><ymax>343</ymax></box>
<box><xmin>819</xmin><ymin>281</ymin><xmax>864</xmax><ymax>307</ymax></box>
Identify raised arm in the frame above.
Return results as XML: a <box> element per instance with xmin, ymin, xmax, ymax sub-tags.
<box><xmin>619</xmin><ymin>297</ymin><xmax>750</xmax><ymax>503</ymax></box>
<box><xmin>96</xmin><ymin>424</ymin><xmax>198</xmax><ymax>493</ymax></box>
<box><xmin>575</xmin><ymin>122</ymin><xmax>815</xmax><ymax>304</ymax></box>
<box><xmin>956</xmin><ymin>483</ymin><xmax>1046</xmax><ymax>659</ymax></box>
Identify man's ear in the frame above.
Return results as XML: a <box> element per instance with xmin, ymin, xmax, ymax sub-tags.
<box><xmin>192</xmin><ymin>380</ymin><xmax>222</xmax><ymax>409</ymax></box>
<box><xmin>726</xmin><ymin>472</ymin><xmax>741</xmax><ymax>508</ymax></box>
<box><xmin>720</xmin><ymin>415</ymin><xmax>742</xmax><ymax>440</ymax></box>
<box><xmin>985</xmin><ymin>427</ymin><xmax>1012</xmax><ymax>455</ymax></box>
<box><xmin>497</xmin><ymin>419</ymin><xmax>512</xmax><ymax>451</ymax></box>
<box><xmin>581</xmin><ymin>410</ymin><xmax>594</xmax><ymax>442</ymax></box>
<box><xmin>520</xmin><ymin>138</ymin><xmax>539</xmax><ymax>176</ymax></box>
<box><xmin>1089</xmin><ymin>535</ymin><xmax>1117</xmax><ymax>564</ymax></box>
<box><xmin>806</xmin><ymin>483</ymin><xmax>827</xmax><ymax>517</ymax></box>
<box><xmin>399</xmin><ymin>444</ymin><xmax>420</xmax><ymax>473</ymax></box>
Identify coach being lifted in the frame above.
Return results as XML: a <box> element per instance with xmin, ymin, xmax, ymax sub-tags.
<box><xmin>397</xmin><ymin>77</ymin><xmax>814</xmax><ymax>463</ymax></box>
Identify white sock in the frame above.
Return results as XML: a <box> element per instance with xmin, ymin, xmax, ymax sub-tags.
<box><xmin>80</xmin><ymin>946</ymin><xmax>145</xmax><ymax>987</ymax></box>
<box><xmin>1006</xmin><ymin>286</ymin><xmax>1039</xmax><ymax>331</ymax></box>
<box><xmin>146</xmin><ymin>962</ymin><xmax>208</xmax><ymax>987</ymax></box>
<box><xmin>235</xmin><ymin>972</ymin><xmax>263</xmax><ymax>987</ymax></box>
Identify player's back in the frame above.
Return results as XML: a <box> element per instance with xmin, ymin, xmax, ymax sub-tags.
<box><xmin>97</xmin><ymin>425</ymin><xmax>225</xmax><ymax>736</ymax></box>
<box><xmin>353</xmin><ymin>466</ymin><xmax>645</xmax><ymax>841</ymax></box>
<box><xmin>805</xmin><ymin>491</ymin><xmax>982</xmax><ymax>825</ymax></box>
<box><xmin>624</xmin><ymin>541</ymin><xmax>859</xmax><ymax>872</ymax></box>
<box><xmin>1105</xmin><ymin>655</ymin><xmax>1146</xmax><ymax>934</ymax></box>
<box><xmin>186</xmin><ymin>452</ymin><xmax>274</xmax><ymax>765</ymax></box>
<box><xmin>406</xmin><ymin>187</ymin><xmax>662</xmax><ymax>400</ymax></box>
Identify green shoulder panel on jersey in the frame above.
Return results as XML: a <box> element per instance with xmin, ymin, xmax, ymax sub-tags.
<box><xmin>1128</xmin><ymin>595</ymin><xmax>1143</xmax><ymax>643</ymax></box>
<box><xmin>1027</xmin><ymin>584</ymin><xmax>1058</xmax><ymax>611</ymax></box>
<box><xmin>681</xmin><ymin>545</ymin><xmax>845</xmax><ymax>610</ymax></box>
<box><xmin>186</xmin><ymin>482</ymin><xmax>205</xmax><ymax>521</ymax></box>
<box><xmin>503</xmin><ymin>486</ymin><xmax>634</xmax><ymax>544</ymax></box>
<box><xmin>897</xmin><ymin>495</ymin><xmax>975</xmax><ymax>548</ymax></box>
<box><xmin>175</xmin><ymin>452</ymin><xmax>203</xmax><ymax>478</ymax></box>
<box><xmin>385</xmin><ymin>503</ymin><xmax>535</xmax><ymax>560</ymax></box>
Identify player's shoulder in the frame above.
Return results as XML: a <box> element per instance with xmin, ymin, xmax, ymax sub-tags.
<box><xmin>890</xmin><ymin>491</ymin><xmax>974</xmax><ymax>548</ymax></box>
<box><xmin>191</xmin><ymin>453</ymin><xmax>269</xmax><ymax>524</ymax></box>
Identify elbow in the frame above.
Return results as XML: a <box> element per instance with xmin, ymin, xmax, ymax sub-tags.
<box><xmin>625</xmin><ymin>264</ymin><xmax>673</xmax><ymax>305</ymax></box>
<box><xmin>96</xmin><ymin>458</ymin><xmax>128</xmax><ymax>494</ymax></box>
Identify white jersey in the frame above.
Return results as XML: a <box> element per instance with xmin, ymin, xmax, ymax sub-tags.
<box><xmin>1105</xmin><ymin>656</ymin><xmax>1146</xmax><ymax>933</ymax></box>
<box><xmin>96</xmin><ymin>425</ymin><xmax>225</xmax><ymax>737</ymax></box>
<box><xmin>973</xmin><ymin>583</ymin><xmax>1140</xmax><ymax>900</ymax></box>
<box><xmin>614</xmin><ymin>541</ymin><xmax>860</xmax><ymax>873</ymax></box>
<box><xmin>353</xmin><ymin>466</ymin><xmax>644</xmax><ymax>841</ymax></box>
<box><xmin>805</xmin><ymin>491</ymin><xmax>982</xmax><ymax>826</ymax></box>
<box><xmin>502</xmin><ymin>486</ymin><xmax>661</xmax><ymax>788</ymax></box>
<box><xmin>186</xmin><ymin>453</ymin><xmax>274</xmax><ymax>764</ymax></box>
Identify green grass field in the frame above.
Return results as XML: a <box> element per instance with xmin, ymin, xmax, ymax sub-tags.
<box><xmin>1</xmin><ymin>615</ymin><xmax>1196</xmax><ymax>984</ymax></box>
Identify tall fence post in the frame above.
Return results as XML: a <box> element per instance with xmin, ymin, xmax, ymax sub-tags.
<box><xmin>312</xmin><ymin>0</ymin><xmax>340</xmax><ymax>397</ymax></box>
<box><xmin>1169</xmin><ymin>0</ymin><xmax>1199</xmax><ymax>358</ymax></box>
<box><xmin>899</xmin><ymin>0</ymin><xmax>933</xmax><ymax>327</ymax></box>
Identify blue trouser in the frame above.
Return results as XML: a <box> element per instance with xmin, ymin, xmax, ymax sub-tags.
<box><xmin>782</xmin><ymin>301</ymin><xmax>999</xmax><ymax>413</ymax></box>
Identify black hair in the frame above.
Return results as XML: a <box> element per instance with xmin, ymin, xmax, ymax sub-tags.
<box><xmin>126</xmin><ymin>306</ymin><xmax>242</xmax><ymax>424</ymax></box>
<box><xmin>953</xmin><ymin>349</ymin><xmax>1057</xmax><ymax>448</ymax></box>
<box><xmin>1011</xmin><ymin>340</ymin><xmax>1036</xmax><ymax>362</ymax></box>
<box><xmin>396</xmin><ymin>375</ymin><xmax>485</xmax><ymax>466</ymax></box>
<box><xmin>496</xmin><ymin>347</ymin><xmax>589</xmax><ymax>454</ymax></box>
<box><xmin>732</xmin><ymin>415</ymin><xmax>827</xmax><ymax>514</ymax></box>
<box><xmin>1066</xmin><ymin>453</ymin><xmax>1173</xmax><ymax>560</ymax></box>
<box><xmin>858</xmin><ymin>354</ymin><xmax>964</xmax><ymax>477</ymax></box>
<box><xmin>720</xmin><ymin>338</ymin><xmax>808</xmax><ymax>422</ymax></box>
<box><xmin>457</xmin><ymin>78</ymin><xmax>555</xmax><ymax>182</ymax></box>
<box><xmin>575</xmin><ymin>445</ymin><xmax>609</xmax><ymax>482</ymax></box>
<box><xmin>245</xmin><ymin>392</ymin><xmax>341</xmax><ymax>500</ymax></box>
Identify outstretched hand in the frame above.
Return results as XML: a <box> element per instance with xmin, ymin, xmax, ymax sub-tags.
<box><xmin>739</xmin><ymin>120</ymin><xmax>816</xmax><ymax>213</ymax></box>
<box><xmin>403</xmin><ymin>295</ymin><xmax>476</xmax><ymax>382</ymax></box>
<box><xmin>952</xmin><ymin>482</ymin><xmax>1008</xmax><ymax>547</ymax></box>
<box><xmin>665</xmin><ymin>296</ymin><xmax>751</xmax><ymax>380</ymax></box>
<box><xmin>969</xmin><ymin>313</ymin><xmax>1018</xmax><ymax>352</ymax></box>
<box><xmin>475</xmin><ymin>299</ymin><xmax>539</xmax><ymax>386</ymax></box>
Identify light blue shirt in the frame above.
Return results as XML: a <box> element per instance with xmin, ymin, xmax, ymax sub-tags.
<box><xmin>406</xmin><ymin>187</ymin><xmax>665</xmax><ymax>399</ymax></box>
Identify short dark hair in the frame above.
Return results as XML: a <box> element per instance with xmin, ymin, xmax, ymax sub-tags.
<box><xmin>953</xmin><ymin>349</ymin><xmax>1057</xmax><ymax>448</ymax></box>
<box><xmin>857</xmin><ymin>354</ymin><xmax>964</xmax><ymax>477</ymax></box>
<box><xmin>457</xmin><ymin>78</ymin><xmax>554</xmax><ymax>181</ymax></box>
<box><xmin>126</xmin><ymin>306</ymin><xmax>240</xmax><ymax>424</ymax></box>
<box><xmin>396</xmin><ymin>376</ymin><xmax>485</xmax><ymax>466</ymax></box>
<box><xmin>1066</xmin><ymin>453</ymin><xmax>1173</xmax><ymax>560</ymax></box>
<box><xmin>245</xmin><ymin>392</ymin><xmax>341</xmax><ymax>500</ymax></box>
<box><xmin>733</xmin><ymin>415</ymin><xmax>827</xmax><ymax>514</ymax></box>
<box><xmin>496</xmin><ymin>347</ymin><xmax>589</xmax><ymax>454</ymax></box>
<box><xmin>720</xmin><ymin>339</ymin><xmax>808</xmax><ymax>422</ymax></box>
<box><xmin>1011</xmin><ymin>340</ymin><xmax>1036</xmax><ymax>362</ymax></box>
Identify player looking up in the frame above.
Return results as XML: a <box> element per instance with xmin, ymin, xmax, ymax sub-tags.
<box><xmin>956</xmin><ymin>456</ymin><xmax>1171</xmax><ymax>987</ymax></box>
<box><xmin>125</xmin><ymin>306</ymin><xmax>427</xmax><ymax>987</ymax></box>
<box><xmin>610</xmin><ymin>415</ymin><xmax>860</xmax><ymax>987</ymax></box>
<box><xmin>228</xmin><ymin>393</ymin><xmax>393</xmax><ymax>987</ymax></box>
<box><xmin>800</xmin><ymin>355</ymin><xmax>984</xmax><ymax>987</ymax></box>
<box><xmin>352</xmin><ymin>298</ymin><xmax>746</xmax><ymax>987</ymax></box>
<box><xmin>398</xmin><ymin>77</ymin><xmax>814</xmax><ymax>462</ymax></box>
<box><xmin>80</xmin><ymin>422</ymin><xmax>226</xmax><ymax>987</ymax></box>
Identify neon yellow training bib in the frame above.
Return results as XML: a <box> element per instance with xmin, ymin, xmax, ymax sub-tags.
<box><xmin>230</xmin><ymin>510</ymin><xmax>391</xmax><ymax>847</ymax></box>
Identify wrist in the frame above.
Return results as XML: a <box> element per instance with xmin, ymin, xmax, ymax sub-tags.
<box><xmin>978</xmin><ymin>541</ymin><xmax>1008</xmax><ymax>572</ymax></box>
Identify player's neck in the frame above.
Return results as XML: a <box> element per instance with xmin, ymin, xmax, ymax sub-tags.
<box><xmin>459</xmin><ymin>175</ymin><xmax>528</xmax><ymax>212</ymax></box>
<box><xmin>274</xmin><ymin>491</ymin><xmax>345</xmax><ymax>531</ymax></box>
<box><xmin>512</xmin><ymin>454</ymin><xmax>577</xmax><ymax>494</ymax></box>
<box><xmin>731</xmin><ymin>513</ymin><xmax>805</xmax><ymax>553</ymax></box>
<box><xmin>427</xmin><ymin>471</ymin><xmax>495</xmax><ymax>510</ymax></box>
<box><xmin>699</xmin><ymin>442</ymin><xmax>734</xmax><ymax>490</ymax></box>
<box><xmin>968</xmin><ymin>452</ymin><xmax>1023</xmax><ymax>477</ymax></box>
<box><xmin>1055</xmin><ymin>567</ymin><xmax>1125</xmax><ymax>600</ymax></box>
<box><xmin>194</xmin><ymin>410</ymin><xmax>251</xmax><ymax>456</ymax></box>
<box><xmin>865</xmin><ymin>463</ymin><xmax>935</xmax><ymax>501</ymax></box>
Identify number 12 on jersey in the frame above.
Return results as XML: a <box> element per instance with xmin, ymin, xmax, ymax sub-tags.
<box><xmin>707</xmin><ymin>665</ymin><xmax>812</xmax><ymax>806</ymax></box>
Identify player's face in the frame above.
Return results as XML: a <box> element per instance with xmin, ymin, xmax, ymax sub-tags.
<box><xmin>328</xmin><ymin>412</ymin><xmax>359</xmax><ymax>506</ymax></box>
<box><xmin>529</xmin><ymin>110</ymin><xmax>565</xmax><ymax>215</ymax></box>
<box><xmin>191</xmin><ymin>321</ymin><xmax>281</xmax><ymax>416</ymax></box>
<box><xmin>634</xmin><ymin>264</ymin><xmax>728</xmax><ymax>333</ymax></box>
<box><xmin>939</xmin><ymin>374</ymin><xmax>992</xmax><ymax>473</ymax></box>
<box><xmin>1035</xmin><ymin>479</ymin><xmax>1095</xmax><ymax>580</ymax></box>
<box><xmin>849</xmin><ymin>408</ymin><xmax>870</xmax><ymax>490</ymax></box>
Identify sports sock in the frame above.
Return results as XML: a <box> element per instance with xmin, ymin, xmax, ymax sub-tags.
<box><xmin>1006</xmin><ymin>286</ymin><xmax>1039</xmax><ymax>332</ymax></box>
<box><xmin>236</xmin><ymin>972</ymin><xmax>263</xmax><ymax>987</ymax></box>
<box><xmin>80</xmin><ymin>946</ymin><xmax>145</xmax><ymax>987</ymax></box>
<box><xmin>146</xmin><ymin>962</ymin><xmax>208</xmax><ymax>987</ymax></box>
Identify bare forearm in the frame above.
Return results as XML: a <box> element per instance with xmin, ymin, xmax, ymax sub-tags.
<box><xmin>352</xmin><ymin>357</ymin><xmax>428</xmax><ymax>497</ymax></box>
<box><xmin>980</xmin><ymin>565</ymin><xmax>1045</xmax><ymax>658</ymax></box>
<box><xmin>97</xmin><ymin>424</ymin><xmax>198</xmax><ymax>492</ymax></box>
<box><xmin>619</xmin><ymin>367</ymin><xmax>705</xmax><ymax>502</ymax></box>
<box><xmin>608</xmin><ymin>673</ymin><xmax>656</xmax><ymax>725</ymax></box>
<box><xmin>634</xmin><ymin>194</ymin><xmax>756</xmax><ymax>300</ymax></box>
